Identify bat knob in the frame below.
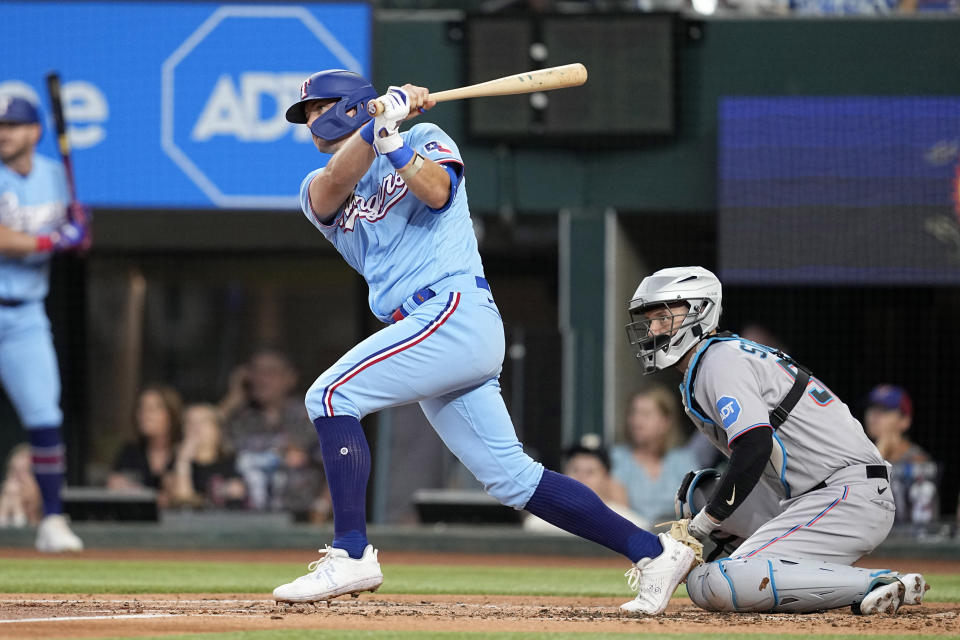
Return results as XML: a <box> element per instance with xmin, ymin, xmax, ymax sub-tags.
<box><xmin>367</xmin><ymin>100</ymin><xmax>384</xmax><ymax>117</ymax></box>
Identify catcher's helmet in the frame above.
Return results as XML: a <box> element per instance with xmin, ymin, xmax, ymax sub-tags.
<box><xmin>285</xmin><ymin>70</ymin><xmax>377</xmax><ymax>142</ymax></box>
<box><xmin>625</xmin><ymin>266</ymin><xmax>722</xmax><ymax>374</ymax></box>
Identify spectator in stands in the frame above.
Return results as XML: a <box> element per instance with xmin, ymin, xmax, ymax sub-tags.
<box><xmin>166</xmin><ymin>404</ymin><xmax>246</xmax><ymax>509</ymax></box>
<box><xmin>611</xmin><ymin>385</ymin><xmax>698</xmax><ymax>525</ymax></box>
<box><xmin>272</xmin><ymin>442</ymin><xmax>331</xmax><ymax>522</ymax></box>
<box><xmin>0</xmin><ymin>444</ymin><xmax>41</xmax><ymax>527</ymax></box>
<box><xmin>739</xmin><ymin>322</ymin><xmax>788</xmax><ymax>352</ymax></box>
<box><xmin>864</xmin><ymin>384</ymin><xmax>939</xmax><ymax>525</ymax></box>
<box><xmin>218</xmin><ymin>347</ymin><xmax>320</xmax><ymax>511</ymax></box>
<box><xmin>525</xmin><ymin>441</ymin><xmax>647</xmax><ymax>533</ymax></box>
<box><xmin>106</xmin><ymin>384</ymin><xmax>183</xmax><ymax>507</ymax></box>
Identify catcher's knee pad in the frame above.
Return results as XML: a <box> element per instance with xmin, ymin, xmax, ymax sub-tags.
<box><xmin>686</xmin><ymin>558</ymin><xmax>777</xmax><ymax>612</ymax></box>
<box><xmin>688</xmin><ymin>557</ymin><xmax>889</xmax><ymax>613</ymax></box>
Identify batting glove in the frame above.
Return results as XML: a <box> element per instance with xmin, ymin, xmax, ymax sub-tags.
<box><xmin>36</xmin><ymin>219</ymin><xmax>89</xmax><ymax>253</ymax></box>
<box><xmin>372</xmin><ymin>86</ymin><xmax>409</xmax><ymax>155</ymax></box>
<box><xmin>688</xmin><ymin>508</ymin><xmax>722</xmax><ymax>543</ymax></box>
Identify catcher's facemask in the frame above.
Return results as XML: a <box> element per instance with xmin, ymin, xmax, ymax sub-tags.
<box><xmin>626</xmin><ymin>301</ymin><xmax>701</xmax><ymax>361</ymax></box>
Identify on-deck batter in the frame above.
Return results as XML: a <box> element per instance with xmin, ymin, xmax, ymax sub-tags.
<box><xmin>0</xmin><ymin>95</ymin><xmax>88</xmax><ymax>552</ymax></box>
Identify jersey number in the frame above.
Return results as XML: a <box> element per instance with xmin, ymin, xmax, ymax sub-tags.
<box><xmin>776</xmin><ymin>359</ymin><xmax>835</xmax><ymax>406</ymax></box>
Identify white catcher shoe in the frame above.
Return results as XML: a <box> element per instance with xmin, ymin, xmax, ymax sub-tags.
<box><xmin>858</xmin><ymin>579</ymin><xmax>904</xmax><ymax>615</ymax></box>
<box><xmin>35</xmin><ymin>514</ymin><xmax>84</xmax><ymax>553</ymax></box>
<box><xmin>620</xmin><ymin>532</ymin><xmax>697</xmax><ymax>615</ymax></box>
<box><xmin>858</xmin><ymin>572</ymin><xmax>928</xmax><ymax>614</ymax></box>
<box><xmin>900</xmin><ymin>573</ymin><xmax>929</xmax><ymax>606</ymax></box>
<box><xmin>273</xmin><ymin>544</ymin><xmax>383</xmax><ymax>603</ymax></box>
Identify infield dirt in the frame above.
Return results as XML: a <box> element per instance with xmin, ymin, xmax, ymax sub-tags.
<box><xmin>1</xmin><ymin>550</ymin><xmax>957</xmax><ymax>638</ymax></box>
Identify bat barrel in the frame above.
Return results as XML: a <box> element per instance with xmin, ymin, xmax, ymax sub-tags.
<box><xmin>365</xmin><ymin>63</ymin><xmax>587</xmax><ymax>118</ymax></box>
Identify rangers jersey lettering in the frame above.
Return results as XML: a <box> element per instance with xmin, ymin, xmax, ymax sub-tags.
<box><xmin>300</xmin><ymin>123</ymin><xmax>483</xmax><ymax>322</ymax></box>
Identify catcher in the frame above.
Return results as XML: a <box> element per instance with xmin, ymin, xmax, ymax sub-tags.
<box><xmin>624</xmin><ymin>266</ymin><xmax>928</xmax><ymax>614</ymax></box>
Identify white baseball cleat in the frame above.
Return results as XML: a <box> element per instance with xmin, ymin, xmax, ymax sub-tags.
<box><xmin>620</xmin><ymin>533</ymin><xmax>697</xmax><ymax>615</ymax></box>
<box><xmin>35</xmin><ymin>514</ymin><xmax>84</xmax><ymax>552</ymax></box>
<box><xmin>900</xmin><ymin>573</ymin><xmax>929</xmax><ymax>606</ymax></box>
<box><xmin>859</xmin><ymin>580</ymin><xmax>905</xmax><ymax>615</ymax></box>
<box><xmin>273</xmin><ymin>544</ymin><xmax>383</xmax><ymax>603</ymax></box>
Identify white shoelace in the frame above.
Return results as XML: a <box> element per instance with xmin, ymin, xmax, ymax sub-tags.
<box><xmin>625</xmin><ymin>566</ymin><xmax>642</xmax><ymax>592</ymax></box>
<box><xmin>307</xmin><ymin>545</ymin><xmax>336</xmax><ymax>572</ymax></box>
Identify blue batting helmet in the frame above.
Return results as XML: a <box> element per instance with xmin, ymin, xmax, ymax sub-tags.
<box><xmin>285</xmin><ymin>70</ymin><xmax>377</xmax><ymax>142</ymax></box>
<box><xmin>0</xmin><ymin>96</ymin><xmax>41</xmax><ymax>125</ymax></box>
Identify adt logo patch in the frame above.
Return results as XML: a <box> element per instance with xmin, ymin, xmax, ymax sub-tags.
<box><xmin>717</xmin><ymin>396</ymin><xmax>741</xmax><ymax>429</ymax></box>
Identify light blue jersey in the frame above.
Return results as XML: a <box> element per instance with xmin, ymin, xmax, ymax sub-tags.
<box><xmin>0</xmin><ymin>154</ymin><xmax>67</xmax><ymax>428</ymax></box>
<box><xmin>301</xmin><ymin>120</ymin><xmax>544</xmax><ymax>509</ymax></box>
<box><xmin>299</xmin><ymin>123</ymin><xmax>484</xmax><ymax>322</ymax></box>
<box><xmin>0</xmin><ymin>155</ymin><xmax>68</xmax><ymax>301</ymax></box>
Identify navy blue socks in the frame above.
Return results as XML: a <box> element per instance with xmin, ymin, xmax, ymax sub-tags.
<box><xmin>313</xmin><ymin>416</ymin><xmax>371</xmax><ymax>559</ymax></box>
<box><xmin>28</xmin><ymin>426</ymin><xmax>65</xmax><ymax>516</ymax></box>
<box><xmin>525</xmin><ymin>469</ymin><xmax>663</xmax><ymax>563</ymax></box>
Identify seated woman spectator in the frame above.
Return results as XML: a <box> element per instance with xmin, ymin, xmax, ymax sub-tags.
<box><xmin>611</xmin><ymin>385</ymin><xmax>698</xmax><ymax>525</ymax></box>
<box><xmin>864</xmin><ymin>384</ymin><xmax>939</xmax><ymax>525</ymax></box>
<box><xmin>218</xmin><ymin>348</ymin><xmax>319</xmax><ymax>511</ymax></box>
<box><xmin>271</xmin><ymin>442</ymin><xmax>331</xmax><ymax>522</ymax></box>
<box><xmin>524</xmin><ymin>442</ymin><xmax>647</xmax><ymax>533</ymax></box>
<box><xmin>0</xmin><ymin>444</ymin><xmax>41</xmax><ymax>527</ymax></box>
<box><xmin>106</xmin><ymin>384</ymin><xmax>183</xmax><ymax>507</ymax></box>
<box><xmin>166</xmin><ymin>404</ymin><xmax>246</xmax><ymax>509</ymax></box>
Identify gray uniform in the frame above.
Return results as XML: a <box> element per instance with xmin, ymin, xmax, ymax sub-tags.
<box><xmin>681</xmin><ymin>336</ymin><xmax>899</xmax><ymax>612</ymax></box>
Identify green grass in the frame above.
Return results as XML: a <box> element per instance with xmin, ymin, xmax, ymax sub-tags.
<box><xmin>0</xmin><ymin>560</ymin><xmax>630</xmax><ymax>596</ymax></box>
<box><xmin>1</xmin><ymin>558</ymin><xmax>958</xmax><ymax>601</ymax></box>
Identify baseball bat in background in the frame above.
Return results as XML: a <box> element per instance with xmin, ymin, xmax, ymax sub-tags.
<box><xmin>45</xmin><ymin>71</ymin><xmax>81</xmax><ymax>219</ymax></box>
<box><xmin>367</xmin><ymin>63</ymin><xmax>588</xmax><ymax>117</ymax></box>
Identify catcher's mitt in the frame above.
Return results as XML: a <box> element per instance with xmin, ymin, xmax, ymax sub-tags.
<box><xmin>656</xmin><ymin>519</ymin><xmax>705</xmax><ymax>565</ymax></box>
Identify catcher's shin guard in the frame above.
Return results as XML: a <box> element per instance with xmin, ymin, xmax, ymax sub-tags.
<box><xmin>686</xmin><ymin>557</ymin><xmax>898</xmax><ymax>613</ymax></box>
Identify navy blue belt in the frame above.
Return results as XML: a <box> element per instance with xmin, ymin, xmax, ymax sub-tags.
<box><xmin>0</xmin><ymin>298</ymin><xmax>25</xmax><ymax>308</ymax></box>
<box><xmin>390</xmin><ymin>276</ymin><xmax>490</xmax><ymax>323</ymax></box>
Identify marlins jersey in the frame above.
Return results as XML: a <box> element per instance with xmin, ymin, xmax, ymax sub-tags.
<box><xmin>681</xmin><ymin>335</ymin><xmax>883</xmax><ymax>500</ymax></box>
<box><xmin>0</xmin><ymin>155</ymin><xmax>68</xmax><ymax>301</ymax></box>
<box><xmin>300</xmin><ymin>123</ymin><xmax>484</xmax><ymax>322</ymax></box>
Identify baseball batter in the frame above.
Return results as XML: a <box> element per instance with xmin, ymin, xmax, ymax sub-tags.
<box><xmin>272</xmin><ymin>70</ymin><xmax>695</xmax><ymax>614</ymax></box>
<box><xmin>625</xmin><ymin>265</ymin><xmax>928</xmax><ymax>614</ymax></box>
<box><xmin>0</xmin><ymin>95</ymin><xmax>88</xmax><ymax>552</ymax></box>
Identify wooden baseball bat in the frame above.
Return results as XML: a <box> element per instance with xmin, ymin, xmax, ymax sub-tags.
<box><xmin>45</xmin><ymin>72</ymin><xmax>80</xmax><ymax>217</ymax></box>
<box><xmin>367</xmin><ymin>63</ymin><xmax>588</xmax><ymax>117</ymax></box>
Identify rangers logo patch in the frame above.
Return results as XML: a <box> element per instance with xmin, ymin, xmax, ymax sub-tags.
<box><xmin>424</xmin><ymin>140</ymin><xmax>452</xmax><ymax>154</ymax></box>
<box><xmin>717</xmin><ymin>396</ymin><xmax>741</xmax><ymax>429</ymax></box>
